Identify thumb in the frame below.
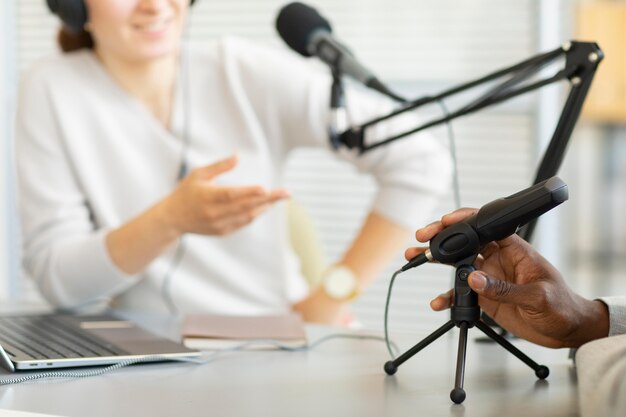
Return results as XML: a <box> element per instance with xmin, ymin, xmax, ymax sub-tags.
<box><xmin>468</xmin><ymin>271</ymin><xmax>528</xmax><ymax>306</ymax></box>
<box><xmin>197</xmin><ymin>155</ymin><xmax>238</xmax><ymax>180</ymax></box>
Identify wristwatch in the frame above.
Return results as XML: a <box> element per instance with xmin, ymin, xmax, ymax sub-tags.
<box><xmin>321</xmin><ymin>265</ymin><xmax>360</xmax><ymax>301</ymax></box>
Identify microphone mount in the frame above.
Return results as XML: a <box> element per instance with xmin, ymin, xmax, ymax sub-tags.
<box><xmin>332</xmin><ymin>40</ymin><xmax>602</xmax><ymax>243</ymax></box>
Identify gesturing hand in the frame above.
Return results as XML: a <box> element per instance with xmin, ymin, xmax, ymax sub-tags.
<box><xmin>405</xmin><ymin>208</ymin><xmax>609</xmax><ymax>348</ymax></box>
<box><xmin>162</xmin><ymin>155</ymin><xmax>290</xmax><ymax>236</ymax></box>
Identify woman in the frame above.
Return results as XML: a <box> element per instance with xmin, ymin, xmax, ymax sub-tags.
<box><xmin>16</xmin><ymin>0</ymin><xmax>451</xmax><ymax>322</ymax></box>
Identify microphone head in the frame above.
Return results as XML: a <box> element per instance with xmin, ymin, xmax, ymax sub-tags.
<box><xmin>276</xmin><ymin>2</ymin><xmax>332</xmax><ymax>57</ymax></box>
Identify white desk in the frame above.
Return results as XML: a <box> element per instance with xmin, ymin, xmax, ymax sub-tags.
<box><xmin>0</xmin><ymin>315</ymin><xmax>578</xmax><ymax>417</ymax></box>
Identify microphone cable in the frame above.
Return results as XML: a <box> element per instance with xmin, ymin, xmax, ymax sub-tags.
<box><xmin>382</xmin><ymin>97</ymin><xmax>461</xmax><ymax>360</ymax></box>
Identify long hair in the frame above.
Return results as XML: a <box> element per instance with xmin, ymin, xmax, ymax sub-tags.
<box><xmin>57</xmin><ymin>28</ymin><xmax>94</xmax><ymax>52</ymax></box>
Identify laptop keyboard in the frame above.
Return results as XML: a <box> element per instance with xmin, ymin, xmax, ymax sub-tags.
<box><xmin>0</xmin><ymin>315</ymin><xmax>129</xmax><ymax>360</ymax></box>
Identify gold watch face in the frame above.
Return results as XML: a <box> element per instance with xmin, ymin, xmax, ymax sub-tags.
<box><xmin>323</xmin><ymin>267</ymin><xmax>357</xmax><ymax>300</ymax></box>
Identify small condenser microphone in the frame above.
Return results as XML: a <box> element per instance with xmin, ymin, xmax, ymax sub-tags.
<box><xmin>402</xmin><ymin>177</ymin><xmax>569</xmax><ymax>271</ymax></box>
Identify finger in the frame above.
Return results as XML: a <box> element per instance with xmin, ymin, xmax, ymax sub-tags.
<box><xmin>474</xmin><ymin>254</ymin><xmax>485</xmax><ymax>269</ymax></box>
<box><xmin>211</xmin><ymin>185</ymin><xmax>268</xmax><ymax>203</ymax></box>
<box><xmin>212</xmin><ymin>186</ymin><xmax>291</xmax><ymax>204</ymax></box>
<box><xmin>476</xmin><ymin>295</ymin><xmax>499</xmax><ymax>318</ymax></box>
<box><xmin>430</xmin><ymin>289</ymin><xmax>453</xmax><ymax>311</ymax></box>
<box><xmin>468</xmin><ymin>271</ymin><xmax>533</xmax><ymax>308</ymax></box>
<box><xmin>217</xmin><ymin>190</ymin><xmax>290</xmax><ymax>215</ymax></box>
<box><xmin>404</xmin><ymin>246</ymin><xmax>429</xmax><ymax>261</ymax></box>
<box><xmin>213</xmin><ymin>211</ymin><xmax>261</xmax><ymax>235</ymax></box>
<box><xmin>267</xmin><ymin>188</ymin><xmax>291</xmax><ymax>201</ymax></box>
<box><xmin>235</xmin><ymin>201</ymin><xmax>273</xmax><ymax>219</ymax></box>
<box><xmin>195</xmin><ymin>155</ymin><xmax>238</xmax><ymax>180</ymax></box>
<box><xmin>441</xmin><ymin>207</ymin><xmax>479</xmax><ymax>227</ymax></box>
<box><xmin>479</xmin><ymin>241</ymin><xmax>500</xmax><ymax>260</ymax></box>
<box><xmin>415</xmin><ymin>207</ymin><xmax>479</xmax><ymax>242</ymax></box>
<box><xmin>244</xmin><ymin>194</ymin><xmax>287</xmax><ymax>209</ymax></box>
<box><xmin>495</xmin><ymin>233</ymin><xmax>530</xmax><ymax>249</ymax></box>
<box><xmin>208</xmin><ymin>202</ymin><xmax>266</xmax><ymax>224</ymax></box>
<box><xmin>214</xmin><ymin>195</ymin><xmax>280</xmax><ymax>225</ymax></box>
<box><xmin>415</xmin><ymin>221</ymin><xmax>444</xmax><ymax>242</ymax></box>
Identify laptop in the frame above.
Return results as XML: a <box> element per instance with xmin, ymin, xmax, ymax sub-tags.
<box><xmin>0</xmin><ymin>313</ymin><xmax>201</xmax><ymax>372</ymax></box>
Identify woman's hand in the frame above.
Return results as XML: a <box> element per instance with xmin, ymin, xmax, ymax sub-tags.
<box><xmin>293</xmin><ymin>288</ymin><xmax>353</xmax><ymax>326</ymax></box>
<box><xmin>106</xmin><ymin>155</ymin><xmax>290</xmax><ymax>274</ymax></box>
<box><xmin>160</xmin><ymin>155</ymin><xmax>290</xmax><ymax>237</ymax></box>
<box><xmin>405</xmin><ymin>208</ymin><xmax>609</xmax><ymax>348</ymax></box>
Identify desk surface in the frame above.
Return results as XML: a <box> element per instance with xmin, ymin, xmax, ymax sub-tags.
<box><xmin>0</xmin><ymin>314</ymin><xmax>578</xmax><ymax>417</ymax></box>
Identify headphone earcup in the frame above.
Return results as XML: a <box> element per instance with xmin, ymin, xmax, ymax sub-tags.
<box><xmin>46</xmin><ymin>0</ymin><xmax>88</xmax><ymax>34</ymax></box>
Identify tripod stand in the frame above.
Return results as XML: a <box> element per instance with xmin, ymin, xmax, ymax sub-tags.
<box><xmin>383</xmin><ymin>259</ymin><xmax>549</xmax><ymax>404</ymax></box>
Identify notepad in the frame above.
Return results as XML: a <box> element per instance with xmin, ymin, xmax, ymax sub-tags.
<box><xmin>181</xmin><ymin>314</ymin><xmax>308</xmax><ymax>350</ymax></box>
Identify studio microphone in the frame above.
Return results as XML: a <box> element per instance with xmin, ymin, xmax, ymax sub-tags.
<box><xmin>275</xmin><ymin>2</ymin><xmax>403</xmax><ymax>102</ymax></box>
<box><xmin>402</xmin><ymin>176</ymin><xmax>569</xmax><ymax>271</ymax></box>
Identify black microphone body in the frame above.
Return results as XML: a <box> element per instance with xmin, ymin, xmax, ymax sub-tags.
<box><xmin>305</xmin><ymin>30</ymin><xmax>376</xmax><ymax>87</ymax></box>
<box><xmin>402</xmin><ymin>177</ymin><xmax>569</xmax><ymax>271</ymax></box>
<box><xmin>276</xmin><ymin>2</ymin><xmax>396</xmax><ymax>98</ymax></box>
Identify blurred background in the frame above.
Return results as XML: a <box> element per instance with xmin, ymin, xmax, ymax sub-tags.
<box><xmin>0</xmin><ymin>0</ymin><xmax>624</xmax><ymax>333</ymax></box>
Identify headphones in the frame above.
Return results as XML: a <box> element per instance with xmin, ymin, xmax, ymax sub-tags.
<box><xmin>46</xmin><ymin>0</ymin><xmax>197</xmax><ymax>33</ymax></box>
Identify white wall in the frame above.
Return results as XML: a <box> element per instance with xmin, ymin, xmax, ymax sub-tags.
<box><xmin>0</xmin><ymin>2</ymin><xmax>6</xmax><ymax>300</ymax></box>
<box><xmin>0</xmin><ymin>0</ymin><xmax>17</xmax><ymax>300</ymax></box>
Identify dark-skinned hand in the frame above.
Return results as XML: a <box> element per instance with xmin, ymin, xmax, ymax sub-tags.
<box><xmin>405</xmin><ymin>208</ymin><xmax>609</xmax><ymax>348</ymax></box>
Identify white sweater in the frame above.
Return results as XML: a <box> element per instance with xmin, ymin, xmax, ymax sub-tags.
<box><xmin>16</xmin><ymin>37</ymin><xmax>452</xmax><ymax>315</ymax></box>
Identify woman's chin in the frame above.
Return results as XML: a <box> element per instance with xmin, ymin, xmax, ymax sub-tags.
<box><xmin>132</xmin><ymin>43</ymin><xmax>180</xmax><ymax>62</ymax></box>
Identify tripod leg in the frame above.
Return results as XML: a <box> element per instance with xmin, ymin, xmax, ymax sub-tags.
<box><xmin>475</xmin><ymin>312</ymin><xmax>510</xmax><ymax>342</ymax></box>
<box><xmin>450</xmin><ymin>322</ymin><xmax>468</xmax><ymax>404</ymax></box>
<box><xmin>475</xmin><ymin>320</ymin><xmax>549</xmax><ymax>379</ymax></box>
<box><xmin>384</xmin><ymin>320</ymin><xmax>455</xmax><ymax>375</ymax></box>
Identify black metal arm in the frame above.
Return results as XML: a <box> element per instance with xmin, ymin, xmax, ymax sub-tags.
<box><xmin>336</xmin><ymin>40</ymin><xmax>602</xmax><ymax>242</ymax></box>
